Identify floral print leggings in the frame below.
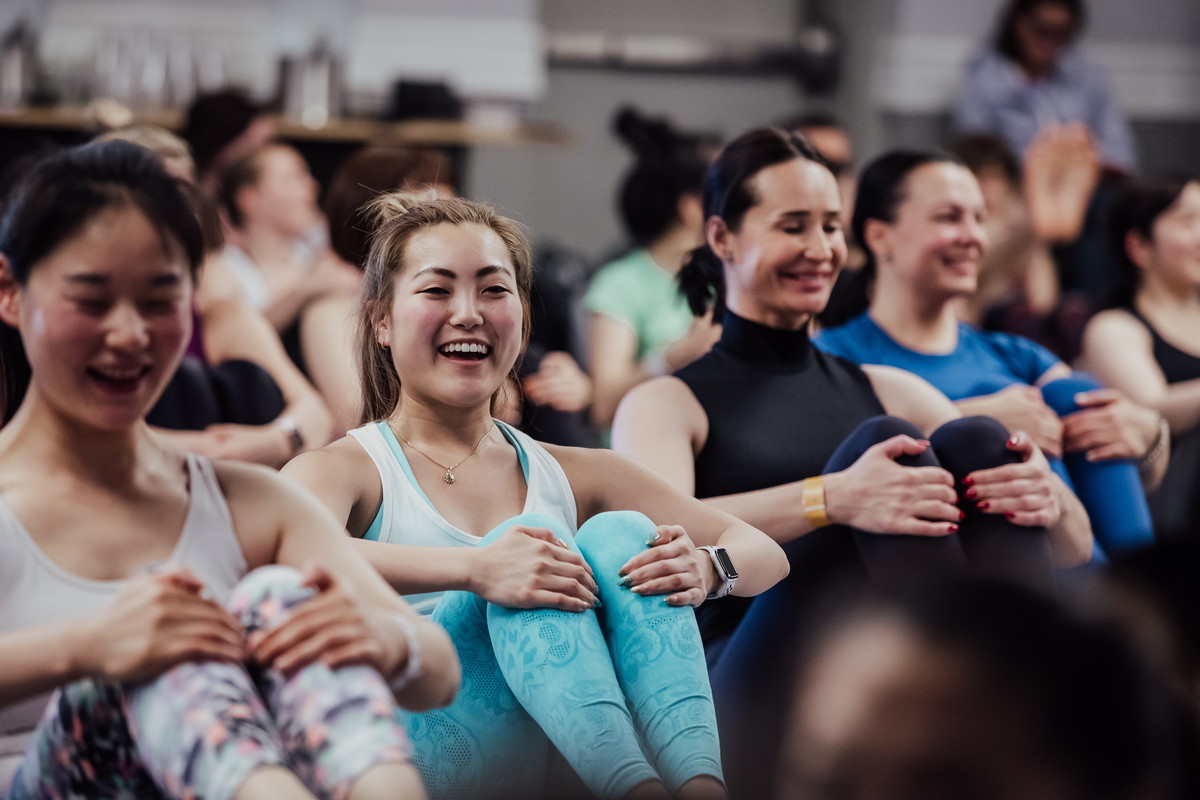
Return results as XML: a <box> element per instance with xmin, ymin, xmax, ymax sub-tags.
<box><xmin>4</xmin><ymin>566</ymin><xmax>414</xmax><ymax>800</ymax></box>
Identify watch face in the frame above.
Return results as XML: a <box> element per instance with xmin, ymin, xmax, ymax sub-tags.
<box><xmin>714</xmin><ymin>547</ymin><xmax>739</xmax><ymax>580</ymax></box>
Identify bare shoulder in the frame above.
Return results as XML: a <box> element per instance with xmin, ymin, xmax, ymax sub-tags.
<box><xmin>1084</xmin><ymin>308</ymin><xmax>1150</xmax><ymax>347</ymax></box>
<box><xmin>542</xmin><ymin>440</ymin><xmax>631</xmax><ymax>476</ymax></box>
<box><xmin>280</xmin><ymin>434</ymin><xmax>382</xmax><ymax>531</ymax></box>
<box><xmin>613</xmin><ymin>375</ymin><xmax>707</xmax><ymax>440</ymax></box>
<box><xmin>622</xmin><ymin>375</ymin><xmax>704</xmax><ymax>415</ymax></box>
<box><xmin>281</xmin><ymin>434</ymin><xmax>374</xmax><ymax>488</ymax></box>
<box><xmin>863</xmin><ymin>364</ymin><xmax>959</xmax><ymax>432</ymax></box>
<box><xmin>210</xmin><ymin>458</ymin><xmax>305</xmax><ymax>567</ymax></box>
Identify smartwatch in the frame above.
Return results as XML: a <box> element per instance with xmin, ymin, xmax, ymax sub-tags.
<box><xmin>697</xmin><ymin>546</ymin><xmax>739</xmax><ymax>600</ymax></box>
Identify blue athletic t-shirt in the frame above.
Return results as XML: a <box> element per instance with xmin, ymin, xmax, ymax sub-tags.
<box><xmin>815</xmin><ymin>312</ymin><xmax>1061</xmax><ymax>400</ymax></box>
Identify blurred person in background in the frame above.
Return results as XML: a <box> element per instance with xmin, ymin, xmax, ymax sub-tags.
<box><xmin>315</xmin><ymin>143</ymin><xmax>457</xmax><ymax>431</ymax></box>
<box><xmin>816</xmin><ymin>149</ymin><xmax>1163</xmax><ymax>558</ymax></box>
<box><xmin>954</xmin><ymin>0</ymin><xmax>1133</xmax><ymax>305</ymax></box>
<box><xmin>1081</xmin><ymin>176</ymin><xmax>1200</xmax><ymax>543</ymax></box>
<box><xmin>215</xmin><ymin>143</ymin><xmax>359</xmax><ymax>336</ymax></box>
<box><xmin>585</xmin><ymin>107</ymin><xmax>720</xmax><ymax>430</ymax></box>
<box><xmin>949</xmin><ymin>133</ymin><xmax>1095</xmax><ymax>363</ymax></box>
<box><xmin>954</xmin><ymin>0</ymin><xmax>1135</xmax><ymax>176</ymax></box>
<box><xmin>180</xmin><ymin>89</ymin><xmax>276</xmax><ymax>198</ymax></box>
<box><xmin>95</xmin><ymin>126</ymin><xmax>335</xmax><ymax>466</ymax></box>
<box><xmin>776</xmin><ymin>579</ymin><xmax>1185</xmax><ymax>800</ymax></box>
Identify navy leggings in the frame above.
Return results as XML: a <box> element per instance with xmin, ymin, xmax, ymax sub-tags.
<box><xmin>709</xmin><ymin>414</ymin><xmax>1057</xmax><ymax>798</ymax></box>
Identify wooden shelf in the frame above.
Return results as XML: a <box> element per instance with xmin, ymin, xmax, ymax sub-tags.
<box><xmin>0</xmin><ymin>106</ymin><xmax>569</xmax><ymax>147</ymax></box>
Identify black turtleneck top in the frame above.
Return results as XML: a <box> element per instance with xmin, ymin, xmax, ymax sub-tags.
<box><xmin>676</xmin><ymin>310</ymin><xmax>885</xmax><ymax>498</ymax></box>
<box><xmin>674</xmin><ymin>310</ymin><xmax>885</xmax><ymax>649</ymax></box>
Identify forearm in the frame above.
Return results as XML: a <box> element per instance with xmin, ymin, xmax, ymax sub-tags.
<box><xmin>0</xmin><ymin>622</ymin><xmax>90</xmax><ymax>710</ymax></box>
<box><xmin>279</xmin><ymin>390</ymin><xmax>336</xmax><ymax>453</ymax></box>
<box><xmin>1158</xmin><ymin>381</ymin><xmax>1200</xmax><ymax>434</ymax></box>
<box><xmin>351</xmin><ymin>539</ymin><xmax>476</xmax><ymax>595</ymax></box>
<box><xmin>1139</xmin><ymin>416</ymin><xmax>1170</xmax><ymax>493</ymax></box>
<box><xmin>387</xmin><ymin>611</ymin><xmax>459</xmax><ymax>711</ymax></box>
<box><xmin>590</xmin><ymin>367</ymin><xmax>648</xmax><ymax>428</ymax></box>
<box><xmin>263</xmin><ymin>285</ymin><xmax>317</xmax><ymax>333</ymax></box>
<box><xmin>1048</xmin><ymin>478</ymin><xmax>1093</xmax><ymax>568</ymax></box>
<box><xmin>704</xmin><ymin>481</ymin><xmax>817</xmax><ymax>545</ymax></box>
<box><xmin>713</xmin><ymin>522</ymin><xmax>790</xmax><ymax>596</ymax></box>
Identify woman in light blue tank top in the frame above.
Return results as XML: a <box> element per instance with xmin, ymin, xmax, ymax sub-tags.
<box><xmin>284</xmin><ymin>194</ymin><xmax>789</xmax><ymax>800</ymax></box>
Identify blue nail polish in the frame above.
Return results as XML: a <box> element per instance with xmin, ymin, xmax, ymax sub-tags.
<box><xmin>645</xmin><ymin>532</ymin><xmax>660</xmax><ymax>545</ymax></box>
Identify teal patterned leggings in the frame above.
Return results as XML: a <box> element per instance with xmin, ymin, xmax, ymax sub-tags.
<box><xmin>407</xmin><ymin>511</ymin><xmax>724</xmax><ymax>800</ymax></box>
<box><xmin>4</xmin><ymin>566</ymin><xmax>413</xmax><ymax>800</ymax></box>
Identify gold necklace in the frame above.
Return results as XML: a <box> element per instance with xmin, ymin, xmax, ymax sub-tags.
<box><xmin>393</xmin><ymin>423</ymin><xmax>495</xmax><ymax>485</ymax></box>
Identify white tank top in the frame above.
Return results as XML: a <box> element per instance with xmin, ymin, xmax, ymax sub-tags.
<box><xmin>347</xmin><ymin>420</ymin><xmax>579</xmax><ymax>616</ymax></box>
<box><xmin>0</xmin><ymin>454</ymin><xmax>248</xmax><ymax>783</ymax></box>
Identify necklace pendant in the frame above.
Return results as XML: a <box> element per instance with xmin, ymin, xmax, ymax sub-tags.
<box><xmin>444</xmin><ymin>469</ymin><xmax>456</xmax><ymax>485</ymax></box>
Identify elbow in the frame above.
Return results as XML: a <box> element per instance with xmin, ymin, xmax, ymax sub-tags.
<box><xmin>1052</xmin><ymin>519</ymin><xmax>1093</xmax><ymax>569</ymax></box>
<box><xmin>404</xmin><ymin>627</ymin><xmax>460</xmax><ymax>712</ymax></box>
<box><xmin>771</xmin><ymin>546</ymin><xmax>791</xmax><ymax>587</ymax></box>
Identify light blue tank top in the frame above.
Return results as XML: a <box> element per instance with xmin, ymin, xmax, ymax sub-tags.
<box><xmin>346</xmin><ymin>420</ymin><xmax>578</xmax><ymax>615</ymax></box>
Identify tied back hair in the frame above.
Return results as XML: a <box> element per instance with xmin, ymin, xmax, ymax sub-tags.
<box><xmin>676</xmin><ymin>127</ymin><xmax>827</xmax><ymax>322</ymax></box>
<box><xmin>1105</xmin><ymin>174</ymin><xmax>1192</xmax><ymax>311</ymax></box>
<box><xmin>356</xmin><ymin>192</ymin><xmax>533</xmax><ymax>424</ymax></box>
<box><xmin>819</xmin><ymin>149</ymin><xmax>960</xmax><ymax>329</ymax></box>
<box><xmin>0</xmin><ymin>140</ymin><xmax>204</xmax><ymax>425</ymax></box>
<box><xmin>612</xmin><ymin>106</ymin><xmax>708</xmax><ymax>248</ymax></box>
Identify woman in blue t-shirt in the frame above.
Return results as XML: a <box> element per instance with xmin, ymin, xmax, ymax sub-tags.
<box><xmin>816</xmin><ymin>150</ymin><xmax>1164</xmax><ymax>554</ymax></box>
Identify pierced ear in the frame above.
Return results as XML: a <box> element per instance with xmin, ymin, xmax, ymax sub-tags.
<box><xmin>0</xmin><ymin>255</ymin><xmax>22</xmax><ymax>329</ymax></box>
<box><xmin>705</xmin><ymin>217</ymin><xmax>731</xmax><ymax>262</ymax></box>
<box><xmin>862</xmin><ymin>219</ymin><xmax>892</xmax><ymax>264</ymax></box>
<box><xmin>374</xmin><ymin>317</ymin><xmax>391</xmax><ymax>348</ymax></box>
<box><xmin>1125</xmin><ymin>229</ymin><xmax>1153</xmax><ymax>271</ymax></box>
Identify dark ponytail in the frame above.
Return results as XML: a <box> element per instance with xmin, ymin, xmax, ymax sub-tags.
<box><xmin>821</xmin><ymin>149</ymin><xmax>960</xmax><ymax>328</ymax></box>
<box><xmin>679</xmin><ymin>245</ymin><xmax>726</xmax><ymax>320</ymax></box>
<box><xmin>612</xmin><ymin>107</ymin><xmax>708</xmax><ymax>247</ymax></box>
<box><xmin>677</xmin><ymin>127</ymin><xmax>829</xmax><ymax>321</ymax></box>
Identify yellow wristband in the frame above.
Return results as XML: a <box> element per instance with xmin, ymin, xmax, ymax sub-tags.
<box><xmin>802</xmin><ymin>476</ymin><xmax>830</xmax><ymax>529</ymax></box>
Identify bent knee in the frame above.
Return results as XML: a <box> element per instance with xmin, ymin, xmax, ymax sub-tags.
<box><xmin>1041</xmin><ymin>373</ymin><xmax>1102</xmax><ymax>416</ymax></box>
<box><xmin>228</xmin><ymin>565</ymin><xmax>314</xmax><ymax>628</ymax></box>
<box><xmin>575</xmin><ymin>510</ymin><xmax>657</xmax><ymax>560</ymax></box>
<box><xmin>849</xmin><ymin>414</ymin><xmax>924</xmax><ymax>444</ymax></box>
<box><xmin>478</xmin><ymin>512</ymin><xmax>573</xmax><ymax>547</ymax></box>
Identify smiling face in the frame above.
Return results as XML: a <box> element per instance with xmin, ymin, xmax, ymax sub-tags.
<box><xmin>375</xmin><ymin>222</ymin><xmax>524</xmax><ymax>411</ymax></box>
<box><xmin>0</xmin><ymin>204</ymin><xmax>192</xmax><ymax>431</ymax></box>
<box><xmin>712</xmin><ymin>158</ymin><xmax>847</xmax><ymax>329</ymax></box>
<box><xmin>870</xmin><ymin>162</ymin><xmax>988</xmax><ymax>304</ymax></box>
<box><xmin>1138</xmin><ymin>182</ymin><xmax>1200</xmax><ymax>290</ymax></box>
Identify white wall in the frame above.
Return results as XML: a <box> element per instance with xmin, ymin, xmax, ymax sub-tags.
<box><xmin>471</xmin><ymin>0</ymin><xmax>812</xmax><ymax>261</ymax></box>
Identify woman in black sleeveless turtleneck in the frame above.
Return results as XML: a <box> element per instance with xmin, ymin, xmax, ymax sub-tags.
<box><xmin>614</xmin><ymin>126</ymin><xmax>1094</xmax><ymax>652</ymax></box>
<box><xmin>611</xmin><ymin>125</ymin><xmax>1093</xmax><ymax>798</ymax></box>
<box><xmin>1083</xmin><ymin>176</ymin><xmax>1200</xmax><ymax>540</ymax></box>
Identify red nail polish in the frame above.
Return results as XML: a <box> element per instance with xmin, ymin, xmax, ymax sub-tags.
<box><xmin>1008</xmin><ymin>436</ymin><xmax>1019</xmax><ymax>446</ymax></box>
<box><xmin>948</xmin><ymin>524</ymin><xmax>959</xmax><ymax>533</ymax></box>
<box><xmin>965</xmin><ymin>488</ymin><xmax>978</xmax><ymax>500</ymax></box>
<box><xmin>962</xmin><ymin>476</ymin><xmax>974</xmax><ymax>487</ymax></box>
<box><xmin>959</xmin><ymin>510</ymin><xmax>965</xmax><ymax>521</ymax></box>
<box><xmin>1005</xmin><ymin>511</ymin><xmax>1016</xmax><ymax>521</ymax></box>
<box><xmin>977</xmin><ymin>501</ymin><xmax>990</xmax><ymax>510</ymax></box>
